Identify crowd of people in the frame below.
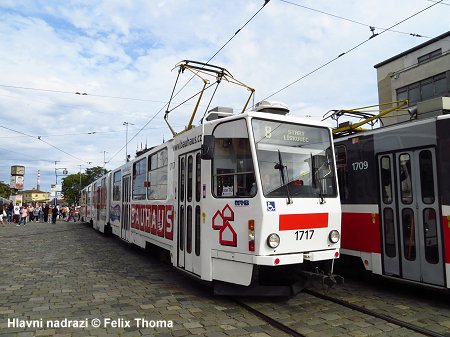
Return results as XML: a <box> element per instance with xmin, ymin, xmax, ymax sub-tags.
<box><xmin>0</xmin><ymin>202</ymin><xmax>80</xmax><ymax>226</ymax></box>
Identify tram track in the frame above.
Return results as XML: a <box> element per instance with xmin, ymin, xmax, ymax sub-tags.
<box><xmin>232</xmin><ymin>288</ymin><xmax>446</xmax><ymax>337</ymax></box>
<box><xmin>304</xmin><ymin>289</ymin><xmax>445</xmax><ymax>337</ymax></box>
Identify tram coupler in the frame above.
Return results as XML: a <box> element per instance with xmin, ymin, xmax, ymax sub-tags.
<box><xmin>300</xmin><ymin>270</ymin><xmax>344</xmax><ymax>288</ymax></box>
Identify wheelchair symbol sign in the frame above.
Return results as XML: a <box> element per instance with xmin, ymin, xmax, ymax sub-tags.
<box><xmin>266</xmin><ymin>201</ymin><xmax>276</xmax><ymax>212</ymax></box>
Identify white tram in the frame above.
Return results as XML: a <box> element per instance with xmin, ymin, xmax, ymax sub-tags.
<box><xmin>80</xmin><ymin>61</ymin><xmax>342</xmax><ymax>294</ymax></box>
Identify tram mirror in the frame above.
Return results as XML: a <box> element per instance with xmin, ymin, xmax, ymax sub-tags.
<box><xmin>201</xmin><ymin>135</ymin><xmax>215</xmax><ymax>160</ymax></box>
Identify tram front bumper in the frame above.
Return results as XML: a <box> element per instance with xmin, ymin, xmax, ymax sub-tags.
<box><xmin>253</xmin><ymin>249</ymin><xmax>339</xmax><ymax>266</ymax></box>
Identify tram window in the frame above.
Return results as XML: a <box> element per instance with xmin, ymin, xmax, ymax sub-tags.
<box><xmin>423</xmin><ymin>208</ymin><xmax>439</xmax><ymax>264</ymax></box>
<box><xmin>383</xmin><ymin>208</ymin><xmax>396</xmax><ymax>258</ymax></box>
<box><xmin>335</xmin><ymin>145</ymin><xmax>348</xmax><ymax>201</ymax></box>
<box><xmin>180</xmin><ymin>157</ymin><xmax>185</xmax><ymax>202</ymax></box>
<box><xmin>179</xmin><ymin>205</ymin><xmax>184</xmax><ymax>251</ymax></box>
<box><xmin>101</xmin><ymin>178</ymin><xmax>106</xmax><ymax>208</ymax></box>
<box><xmin>419</xmin><ymin>150</ymin><xmax>435</xmax><ymax>204</ymax></box>
<box><xmin>195</xmin><ymin>205</ymin><xmax>201</xmax><ymax>256</ymax></box>
<box><xmin>187</xmin><ymin>205</ymin><xmax>192</xmax><ymax>254</ymax></box>
<box><xmin>195</xmin><ymin>153</ymin><xmax>201</xmax><ymax>202</ymax></box>
<box><xmin>113</xmin><ymin>171</ymin><xmax>121</xmax><ymax>201</ymax></box>
<box><xmin>187</xmin><ymin>155</ymin><xmax>193</xmax><ymax>202</ymax></box>
<box><xmin>132</xmin><ymin>158</ymin><xmax>147</xmax><ymax>200</ymax></box>
<box><xmin>402</xmin><ymin>208</ymin><xmax>416</xmax><ymax>261</ymax></box>
<box><xmin>212</xmin><ymin>119</ymin><xmax>256</xmax><ymax>198</ymax></box>
<box><xmin>87</xmin><ymin>187</ymin><xmax>91</xmax><ymax>205</ymax></box>
<box><xmin>399</xmin><ymin>154</ymin><xmax>413</xmax><ymax>204</ymax></box>
<box><xmin>380</xmin><ymin>156</ymin><xmax>393</xmax><ymax>204</ymax></box>
<box><xmin>148</xmin><ymin>148</ymin><xmax>168</xmax><ymax>200</ymax></box>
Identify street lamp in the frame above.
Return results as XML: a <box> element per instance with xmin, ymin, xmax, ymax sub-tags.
<box><xmin>123</xmin><ymin>122</ymin><xmax>134</xmax><ymax>162</ymax></box>
<box><xmin>102</xmin><ymin>150</ymin><xmax>108</xmax><ymax>167</ymax></box>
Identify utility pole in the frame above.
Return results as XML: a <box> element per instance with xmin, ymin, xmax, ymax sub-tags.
<box><xmin>123</xmin><ymin>122</ymin><xmax>134</xmax><ymax>163</ymax></box>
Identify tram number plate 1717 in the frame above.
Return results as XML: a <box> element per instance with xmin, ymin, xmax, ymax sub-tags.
<box><xmin>295</xmin><ymin>230</ymin><xmax>314</xmax><ymax>240</ymax></box>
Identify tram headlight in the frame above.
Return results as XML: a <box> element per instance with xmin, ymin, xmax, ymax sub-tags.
<box><xmin>267</xmin><ymin>233</ymin><xmax>280</xmax><ymax>248</ymax></box>
<box><xmin>328</xmin><ymin>230</ymin><xmax>340</xmax><ymax>243</ymax></box>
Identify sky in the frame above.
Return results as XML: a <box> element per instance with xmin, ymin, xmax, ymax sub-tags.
<box><xmin>0</xmin><ymin>0</ymin><xmax>449</xmax><ymax>193</ymax></box>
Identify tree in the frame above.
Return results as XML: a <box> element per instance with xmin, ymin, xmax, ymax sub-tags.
<box><xmin>0</xmin><ymin>181</ymin><xmax>11</xmax><ymax>199</ymax></box>
<box><xmin>61</xmin><ymin>166</ymin><xmax>108</xmax><ymax>204</ymax></box>
<box><xmin>85</xmin><ymin>167</ymin><xmax>108</xmax><ymax>184</ymax></box>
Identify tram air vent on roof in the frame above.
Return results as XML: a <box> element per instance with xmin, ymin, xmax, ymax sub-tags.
<box><xmin>254</xmin><ymin>100</ymin><xmax>290</xmax><ymax>115</ymax></box>
<box><xmin>205</xmin><ymin>106</ymin><xmax>234</xmax><ymax>121</ymax></box>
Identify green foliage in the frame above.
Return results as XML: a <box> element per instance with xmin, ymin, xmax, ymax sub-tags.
<box><xmin>85</xmin><ymin>167</ymin><xmax>108</xmax><ymax>184</ymax></box>
<box><xmin>0</xmin><ymin>181</ymin><xmax>11</xmax><ymax>199</ymax></box>
<box><xmin>61</xmin><ymin>166</ymin><xmax>108</xmax><ymax>204</ymax></box>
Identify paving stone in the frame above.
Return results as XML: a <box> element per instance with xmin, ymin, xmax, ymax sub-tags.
<box><xmin>2</xmin><ymin>221</ymin><xmax>449</xmax><ymax>337</ymax></box>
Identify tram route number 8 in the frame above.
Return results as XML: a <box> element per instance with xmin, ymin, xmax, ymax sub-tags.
<box><xmin>351</xmin><ymin>161</ymin><xmax>369</xmax><ymax>171</ymax></box>
<box><xmin>295</xmin><ymin>230</ymin><xmax>314</xmax><ymax>241</ymax></box>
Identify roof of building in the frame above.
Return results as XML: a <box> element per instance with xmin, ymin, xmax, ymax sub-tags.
<box><xmin>374</xmin><ymin>30</ymin><xmax>450</xmax><ymax>69</ymax></box>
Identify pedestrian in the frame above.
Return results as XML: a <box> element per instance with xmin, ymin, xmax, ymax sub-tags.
<box><xmin>33</xmin><ymin>205</ymin><xmax>40</xmax><ymax>222</ymax></box>
<box><xmin>13</xmin><ymin>204</ymin><xmax>20</xmax><ymax>224</ymax></box>
<box><xmin>29</xmin><ymin>204</ymin><xmax>35</xmax><ymax>222</ymax></box>
<box><xmin>52</xmin><ymin>206</ymin><xmax>58</xmax><ymax>224</ymax></box>
<box><xmin>7</xmin><ymin>202</ymin><xmax>13</xmax><ymax>223</ymax></box>
<box><xmin>19</xmin><ymin>205</ymin><xmax>28</xmax><ymax>226</ymax></box>
<box><xmin>0</xmin><ymin>206</ymin><xmax>5</xmax><ymax>225</ymax></box>
<box><xmin>43</xmin><ymin>203</ymin><xmax>49</xmax><ymax>223</ymax></box>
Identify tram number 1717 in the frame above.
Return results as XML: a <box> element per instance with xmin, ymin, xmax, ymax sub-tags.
<box><xmin>295</xmin><ymin>230</ymin><xmax>314</xmax><ymax>241</ymax></box>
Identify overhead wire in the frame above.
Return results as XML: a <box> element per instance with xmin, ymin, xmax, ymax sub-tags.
<box><xmin>279</xmin><ymin>0</ymin><xmax>430</xmax><ymax>38</ymax></box>
<box><xmin>0</xmin><ymin>125</ymin><xmax>93</xmax><ymax>166</ymax></box>
<box><xmin>0</xmin><ymin>83</ymin><xmax>168</xmax><ymax>103</ymax></box>
<box><xmin>105</xmin><ymin>0</ymin><xmax>272</xmax><ymax>165</ymax></box>
<box><xmin>262</xmin><ymin>0</ymin><xmax>445</xmax><ymax>101</ymax></box>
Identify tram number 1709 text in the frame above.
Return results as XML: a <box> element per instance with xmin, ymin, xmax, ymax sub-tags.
<box><xmin>295</xmin><ymin>230</ymin><xmax>314</xmax><ymax>241</ymax></box>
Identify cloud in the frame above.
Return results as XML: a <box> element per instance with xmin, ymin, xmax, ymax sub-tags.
<box><xmin>0</xmin><ymin>0</ymin><xmax>448</xmax><ymax>191</ymax></box>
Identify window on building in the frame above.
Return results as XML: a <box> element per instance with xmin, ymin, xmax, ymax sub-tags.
<box><xmin>132</xmin><ymin>158</ymin><xmax>147</xmax><ymax>200</ymax></box>
<box><xmin>148</xmin><ymin>148</ymin><xmax>168</xmax><ymax>200</ymax></box>
<box><xmin>418</xmin><ymin>48</ymin><xmax>442</xmax><ymax>64</ymax></box>
<box><xmin>396</xmin><ymin>72</ymin><xmax>449</xmax><ymax>106</ymax></box>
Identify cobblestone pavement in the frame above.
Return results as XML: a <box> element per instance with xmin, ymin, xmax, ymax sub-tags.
<box><xmin>0</xmin><ymin>221</ymin><xmax>449</xmax><ymax>337</ymax></box>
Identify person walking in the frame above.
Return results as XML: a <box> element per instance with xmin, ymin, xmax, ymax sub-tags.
<box><xmin>7</xmin><ymin>202</ymin><xmax>13</xmax><ymax>223</ymax></box>
<box><xmin>52</xmin><ymin>206</ymin><xmax>58</xmax><ymax>224</ymax></box>
<box><xmin>33</xmin><ymin>205</ymin><xmax>40</xmax><ymax>222</ymax></box>
<box><xmin>18</xmin><ymin>205</ymin><xmax>28</xmax><ymax>226</ymax></box>
<box><xmin>0</xmin><ymin>206</ymin><xmax>6</xmax><ymax>225</ymax></box>
<box><xmin>43</xmin><ymin>203</ymin><xmax>49</xmax><ymax>223</ymax></box>
<box><xmin>13</xmin><ymin>204</ymin><xmax>20</xmax><ymax>224</ymax></box>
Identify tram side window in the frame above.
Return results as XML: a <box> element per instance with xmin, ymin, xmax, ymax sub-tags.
<box><xmin>133</xmin><ymin>158</ymin><xmax>147</xmax><ymax>200</ymax></box>
<box><xmin>212</xmin><ymin>119</ymin><xmax>256</xmax><ymax>198</ymax></box>
<box><xmin>380</xmin><ymin>156</ymin><xmax>393</xmax><ymax>204</ymax></box>
<box><xmin>335</xmin><ymin>145</ymin><xmax>348</xmax><ymax>201</ymax></box>
<box><xmin>113</xmin><ymin>171</ymin><xmax>121</xmax><ymax>201</ymax></box>
<box><xmin>148</xmin><ymin>148</ymin><xmax>168</xmax><ymax>200</ymax></box>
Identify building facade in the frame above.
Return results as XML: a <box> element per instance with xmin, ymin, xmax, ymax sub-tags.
<box><xmin>19</xmin><ymin>189</ymin><xmax>50</xmax><ymax>204</ymax></box>
<box><xmin>375</xmin><ymin>31</ymin><xmax>450</xmax><ymax>126</ymax></box>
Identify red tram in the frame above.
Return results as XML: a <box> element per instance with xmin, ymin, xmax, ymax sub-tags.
<box><xmin>333</xmin><ymin>99</ymin><xmax>450</xmax><ymax>288</ymax></box>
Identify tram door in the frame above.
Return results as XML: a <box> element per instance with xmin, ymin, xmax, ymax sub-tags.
<box><xmin>378</xmin><ymin>148</ymin><xmax>444</xmax><ymax>285</ymax></box>
<box><xmin>177</xmin><ymin>151</ymin><xmax>202</xmax><ymax>276</ymax></box>
<box><xmin>121</xmin><ymin>175</ymin><xmax>131</xmax><ymax>241</ymax></box>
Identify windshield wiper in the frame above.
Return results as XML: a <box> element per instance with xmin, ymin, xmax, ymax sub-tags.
<box><xmin>274</xmin><ymin>150</ymin><xmax>292</xmax><ymax>204</ymax></box>
<box><xmin>311</xmin><ymin>153</ymin><xmax>325</xmax><ymax>204</ymax></box>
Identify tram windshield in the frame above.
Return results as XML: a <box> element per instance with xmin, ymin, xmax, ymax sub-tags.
<box><xmin>252</xmin><ymin>119</ymin><xmax>337</xmax><ymax>198</ymax></box>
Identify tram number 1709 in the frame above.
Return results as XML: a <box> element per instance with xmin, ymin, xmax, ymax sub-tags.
<box><xmin>295</xmin><ymin>230</ymin><xmax>314</xmax><ymax>241</ymax></box>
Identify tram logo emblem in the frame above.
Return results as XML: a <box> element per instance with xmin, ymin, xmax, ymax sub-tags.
<box><xmin>266</xmin><ymin>201</ymin><xmax>276</xmax><ymax>212</ymax></box>
<box><xmin>212</xmin><ymin>204</ymin><xmax>237</xmax><ymax>247</ymax></box>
